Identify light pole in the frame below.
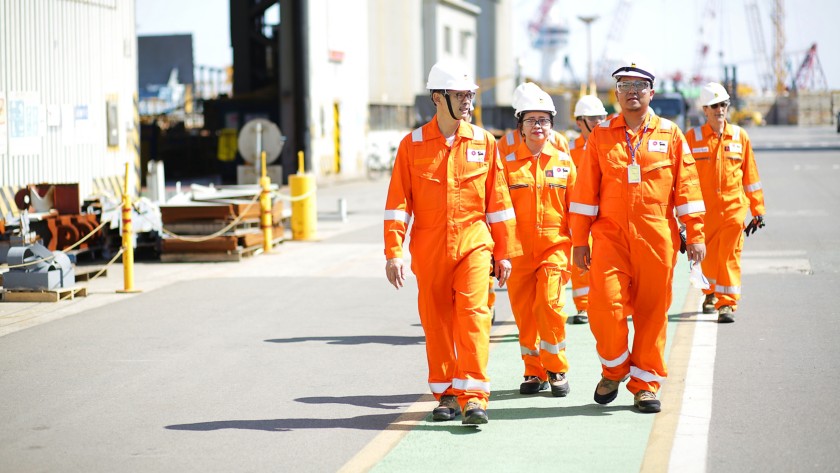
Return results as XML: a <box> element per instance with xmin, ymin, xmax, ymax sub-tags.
<box><xmin>578</xmin><ymin>15</ymin><xmax>599</xmax><ymax>94</ymax></box>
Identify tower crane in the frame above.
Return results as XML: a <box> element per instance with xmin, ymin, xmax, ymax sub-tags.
<box><xmin>792</xmin><ymin>43</ymin><xmax>828</xmax><ymax>91</ymax></box>
<box><xmin>744</xmin><ymin>0</ymin><xmax>775</xmax><ymax>92</ymax></box>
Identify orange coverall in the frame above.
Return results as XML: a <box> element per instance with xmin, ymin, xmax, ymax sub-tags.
<box><xmin>687</xmin><ymin>123</ymin><xmax>765</xmax><ymax>311</ymax></box>
<box><xmin>568</xmin><ymin>135</ymin><xmax>591</xmax><ymax>312</ymax></box>
<box><xmin>501</xmin><ymin>140</ymin><xmax>576</xmax><ymax>379</ymax></box>
<box><xmin>569</xmin><ymin>113</ymin><xmax>705</xmax><ymax>395</ymax></box>
<box><xmin>384</xmin><ymin>116</ymin><xmax>521</xmax><ymax>410</ymax></box>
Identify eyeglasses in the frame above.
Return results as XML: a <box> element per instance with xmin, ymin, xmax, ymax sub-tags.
<box><xmin>615</xmin><ymin>80</ymin><xmax>651</xmax><ymax>94</ymax></box>
<box><xmin>708</xmin><ymin>101</ymin><xmax>730</xmax><ymax>110</ymax></box>
<box><xmin>445</xmin><ymin>91</ymin><xmax>475</xmax><ymax>102</ymax></box>
<box><xmin>523</xmin><ymin>117</ymin><xmax>552</xmax><ymax>127</ymax></box>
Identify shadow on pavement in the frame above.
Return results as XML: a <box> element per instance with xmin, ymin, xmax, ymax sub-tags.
<box><xmin>295</xmin><ymin>393</ymin><xmax>426</xmax><ymax>410</ymax></box>
<box><xmin>264</xmin><ymin>335</ymin><xmax>425</xmax><ymax>346</ymax></box>
<box><xmin>668</xmin><ymin>311</ymin><xmax>716</xmax><ymax>323</ymax></box>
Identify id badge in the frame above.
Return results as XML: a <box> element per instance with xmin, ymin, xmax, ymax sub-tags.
<box><xmin>628</xmin><ymin>163</ymin><xmax>641</xmax><ymax>183</ymax></box>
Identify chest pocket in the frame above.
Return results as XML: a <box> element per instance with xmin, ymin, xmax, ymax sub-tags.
<box><xmin>641</xmin><ymin>158</ymin><xmax>674</xmax><ymax>207</ymax></box>
<box><xmin>411</xmin><ymin>153</ymin><xmax>446</xmax><ymax>211</ymax></box>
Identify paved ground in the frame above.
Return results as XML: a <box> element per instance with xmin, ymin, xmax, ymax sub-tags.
<box><xmin>1</xmin><ymin>125</ymin><xmax>839</xmax><ymax>472</ymax></box>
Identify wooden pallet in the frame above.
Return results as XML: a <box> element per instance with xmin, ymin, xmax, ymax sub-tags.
<box><xmin>1</xmin><ymin>285</ymin><xmax>88</xmax><ymax>302</ymax></box>
<box><xmin>160</xmin><ymin>237</ymin><xmax>284</xmax><ymax>263</ymax></box>
<box><xmin>75</xmin><ymin>266</ymin><xmax>107</xmax><ymax>282</ymax></box>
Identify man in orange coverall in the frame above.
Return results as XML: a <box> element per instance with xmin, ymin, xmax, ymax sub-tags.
<box><xmin>570</xmin><ymin>62</ymin><xmax>706</xmax><ymax>413</ymax></box>
<box><xmin>383</xmin><ymin>60</ymin><xmax>521</xmax><ymax>425</ymax></box>
<box><xmin>500</xmin><ymin>83</ymin><xmax>576</xmax><ymax>397</ymax></box>
<box><xmin>567</xmin><ymin>95</ymin><xmax>610</xmax><ymax>325</ymax></box>
<box><xmin>686</xmin><ymin>82</ymin><xmax>766</xmax><ymax>324</ymax></box>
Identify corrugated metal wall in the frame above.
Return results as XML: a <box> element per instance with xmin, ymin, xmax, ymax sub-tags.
<box><xmin>0</xmin><ymin>0</ymin><xmax>138</xmax><ymax>202</ymax></box>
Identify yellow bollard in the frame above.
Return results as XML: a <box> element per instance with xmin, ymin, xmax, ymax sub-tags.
<box><xmin>259</xmin><ymin>150</ymin><xmax>274</xmax><ymax>252</ymax></box>
<box><xmin>117</xmin><ymin>162</ymin><xmax>141</xmax><ymax>293</ymax></box>
<box><xmin>289</xmin><ymin>150</ymin><xmax>317</xmax><ymax>240</ymax></box>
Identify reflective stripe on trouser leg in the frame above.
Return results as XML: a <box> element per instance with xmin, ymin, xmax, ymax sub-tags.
<box><xmin>715</xmin><ymin>222</ymin><xmax>744</xmax><ymax>310</ymax></box>
<box><xmin>414</xmin><ymin>241</ymin><xmax>458</xmax><ymax>401</ymax></box>
<box><xmin>537</xmin><ymin>263</ymin><xmax>569</xmax><ymax>374</ymax></box>
<box><xmin>450</xmin><ymin>247</ymin><xmax>492</xmax><ymax>408</ymax></box>
<box><xmin>507</xmin><ymin>254</ymin><xmax>546</xmax><ymax>378</ymax></box>
<box><xmin>588</xmin><ymin>236</ymin><xmax>632</xmax><ymax>381</ymax></box>
<box><xmin>626</xmin><ymin>235</ymin><xmax>674</xmax><ymax>394</ymax></box>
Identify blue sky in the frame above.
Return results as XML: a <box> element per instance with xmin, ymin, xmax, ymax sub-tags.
<box><xmin>136</xmin><ymin>0</ymin><xmax>839</xmax><ymax>91</ymax></box>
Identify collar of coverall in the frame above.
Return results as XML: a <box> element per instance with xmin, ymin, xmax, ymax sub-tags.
<box><xmin>430</xmin><ymin>114</ymin><xmax>476</xmax><ymax>140</ymax></box>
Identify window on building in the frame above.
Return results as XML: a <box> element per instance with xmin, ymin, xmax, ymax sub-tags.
<box><xmin>460</xmin><ymin>31</ymin><xmax>472</xmax><ymax>57</ymax></box>
<box><xmin>444</xmin><ymin>26</ymin><xmax>452</xmax><ymax>53</ymax></box>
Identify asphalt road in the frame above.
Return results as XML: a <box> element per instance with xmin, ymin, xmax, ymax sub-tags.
<box><xmin>0</xmin><ymin>125</ymin><xmax>838</xmax><ymax>472</ymax></box>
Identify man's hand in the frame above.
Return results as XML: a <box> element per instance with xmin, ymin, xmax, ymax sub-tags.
<box><xmin>573</xmin><ymin>246</ymin><xmax>591</xmax><ymax>274</ymax></box>
<box><xmin>744</xmin><ymin>215</ymin><xmax>765</xmax><ymax>237</ymax></box>
<box><xmin>494</xmin><ymin>258</ymin><xmax>512</xmax><ymax>287</ymax></box>
<box><xmin>686</xmin><ymin>243</ymin><xmax>706</xmax><ymax>264</ymax></box>
<box><xmin>385</xmin><ymin>258</ymin><xmax>406</xmax><ymax>289</ymax></box>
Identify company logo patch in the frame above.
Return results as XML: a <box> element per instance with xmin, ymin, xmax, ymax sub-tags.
<box><xmin>467</xmin><ymin>149</ymin><xmax>486</xmax><ymax>162</ymax></box>
<box><xmin>725</xmin><ymin>143</ymin><xmax>742</xmax><ymax>153</ymax></box>
<box><xmin>648</xmin><ymin>139</ymin><xmax>668</xmax><ymax>153</ymax></box>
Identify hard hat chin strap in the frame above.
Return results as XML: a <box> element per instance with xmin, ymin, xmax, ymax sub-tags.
<box><xmin>444</xmin><ymin>93</ymin><xmax>459</xmax><ymax>121</ymax></box>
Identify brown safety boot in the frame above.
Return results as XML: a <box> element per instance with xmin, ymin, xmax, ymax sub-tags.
<box><xmin>461</xmin><ymin>401</ymin><xmax>488</xmax><ymax>425</ymax></box>
<box><xmin>703</xmin><ymin>294</ymin><xmax>718</xmax><ymax>314</ymax></box>
<box><xmin>547</xmin><ymin>371</ymin><xmax>570</xmax><ymax>397</ymax></box>
<box><xmin>431</xmin><ymin>395</ymin><xmax>460</xmax><ymax>421</ymax></box>
<box><xmin>594</xmin><ymin>376</ymin><xmax>620</xmax><ymax>405</ymax></box>
<box><xmin>717</xmin><ymin>305</ymin><xmax>735</xmax><ymax>323</ymax></box>
<box><xmin>634</xmin><ymin>390</ymin><xmax>661</xmax><ymax>413</ymax></box>
<box><xmin>519</xmin><ymin>375</ymin><xmax>549</xmax><ymax>395</ymax></box>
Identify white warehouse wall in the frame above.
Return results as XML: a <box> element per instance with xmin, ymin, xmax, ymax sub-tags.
<box><xmin>0</xmin><ymin>0</ymin><xmax>138</xmax><ymax>199</ymax></box>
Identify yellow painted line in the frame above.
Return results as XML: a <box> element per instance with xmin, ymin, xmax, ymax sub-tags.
<box><xmin>338</xmin><ymin>305</ymin><xmax>519</xmax><ymax>472</ymax></box>
<box><xmin>641</xmin><ymin>288</ymin><xmax>704</xmax><ymax>473</ymax></box>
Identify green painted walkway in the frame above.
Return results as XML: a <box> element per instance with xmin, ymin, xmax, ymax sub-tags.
<box><xmin>368</xmin><ymin>258</ymin><xmax>692</xmax><ymax>472</ymax></box>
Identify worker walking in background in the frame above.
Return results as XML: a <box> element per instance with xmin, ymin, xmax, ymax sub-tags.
<box><xmin>570</xmin><ymin>63</ymin><xmax>706</xmax><ymax>413</ymax></box>
<box><xmin>567</xmin><ymin>95</ymin><xmax>609</xmax><ymax>324</ymax></box>
<box><xmin>501</xmin><ymin>83</ymin><xmax>576</xmax><ymax>397</ymax></box>
<box><xmin>686</xmin><ymin>82</ymin><xmax>766</xmax><ymax>323</ymax></box>
<box><xmin>383</xmin><ymin>60</ymin><xmax>521</xmax><ymax>425</ymax></box>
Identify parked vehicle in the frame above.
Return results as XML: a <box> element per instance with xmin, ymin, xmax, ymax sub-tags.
<box><xmin>650</xmin><ymin>92</ymin><xmax>688</xmax><ymax>131</ymax></box>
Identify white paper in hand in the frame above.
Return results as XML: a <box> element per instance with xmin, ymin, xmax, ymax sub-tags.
<box><xmin>689</xmin><ymin>262</ymin><xmax>710</xmax><ymax>290</ymax></box>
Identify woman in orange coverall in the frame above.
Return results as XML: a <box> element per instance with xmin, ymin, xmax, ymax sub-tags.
<box><xmin>570</xmin><ymin>63</ymin><xmax>706</xmax><ymax>413</ymax></box>
<box><xmin>384</xmin><ymin>61</ymin><xmax>521</xmax><ymax>426</ymax></box>
<box><xmin>500</xmin><ymin>83</ymin><xmax>575</xmax><ymax>397</ymax></box>
<box><xmin>686</xmin><ymin>82</ymin><xmax>766</xmax><ymax>323</ymax></box>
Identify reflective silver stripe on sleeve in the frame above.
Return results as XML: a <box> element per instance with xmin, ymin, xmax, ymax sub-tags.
<box><xmin>520</xmin><ymin>346</ymin><xmax>540</xmax><ymax>357</ymax></box>
<box><xmin>429</xmin><ymin>382</ymin><xmax>451</xmax><ymax>394</ymax></box>
<box><xmin>384</xmin><ymin>209</ymin><xmax>410</xmax><ymax>223</ymax></box>
<box><xmin>540</xmin><ymin>339</ymin><xmax>567</xmax><ymax>355</ymax></box>
<box><xmin>732</xmin><ymin>125</ymin><xmax>741</xmax><ymax>140</ymax></box>
<box><xmin>744</xmin><ymin>182</ymin><xmax>762</xmax><ymax>193</ymax></box>
<box><xmin>453</xmin><ymin>377</ymin><xmax>490</xmax><ymax>393</ymax></box>
<box><xmin>486</xmin><ymin>208</ymin><xmax>516</xmax><ymax>223</ymax></box>
<box><xmin>570</xmin><ymin>202</ymin><xmax>599</xmax><ymax>216</ymax></box>
<box><xmin>599</xmin><ymin>349</ymin><xmax>630</xmax><ymax>368</ymax></box>
<box><xmin>411</xmin><ymin>127</ymin><xmax>423</xmax><ymax>142</ymax></box>
<box><xmin>505</xmin><ymin>131</ymin><xmax>515</xmax><ymax>145</ymax></box>
<box><xmin>717</xmin><ymin>284</ymin><xmax>741</xmax><ymax>295</ymax></box>
<box><xmin>707</xmin><ymin>277</ymin><xmax>717</xmax><ymax>285</ymax></box>
<box><xmin>572</xmin><ymin>286</ymin><xmax>590</xmax><ymax>298</ymax></box>
<box><xmin>505</xmin><ymin>152</ymin><xmax>516</xmax><ymax>162</ymax></box>
<box><xmin>630</xmin><ymin>366</ymin><xmax>665</xmax><ymax>384</ymax></box>
<box><xmin>676</xmin><ymin>200</ymin><xmax>705</xmax><ymax>216</ymax></box>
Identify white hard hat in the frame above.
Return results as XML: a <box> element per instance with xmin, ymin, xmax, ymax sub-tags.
<box><xmin>699</xmin><ymin>82</ymin><xmax>730</xmax><ymax>106</ymax></box>
<box><xmin>574</xmin><ymin>95</ymin><xmax>608</xmax><ymax>117</ymax></box>
<box><xmin>513</xmin><ymin>82</ymin><xmax>556</xmax><ymax>117</ymax></box>
<box><xmin>426</xmin><ymin>60</ymin><xmax>479</xmax><ymax>91</ymax></box>
<box><xmin>612</xmin><ymin>62</ymin><xmax>655</xmax><ymax>84</ymax></box>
